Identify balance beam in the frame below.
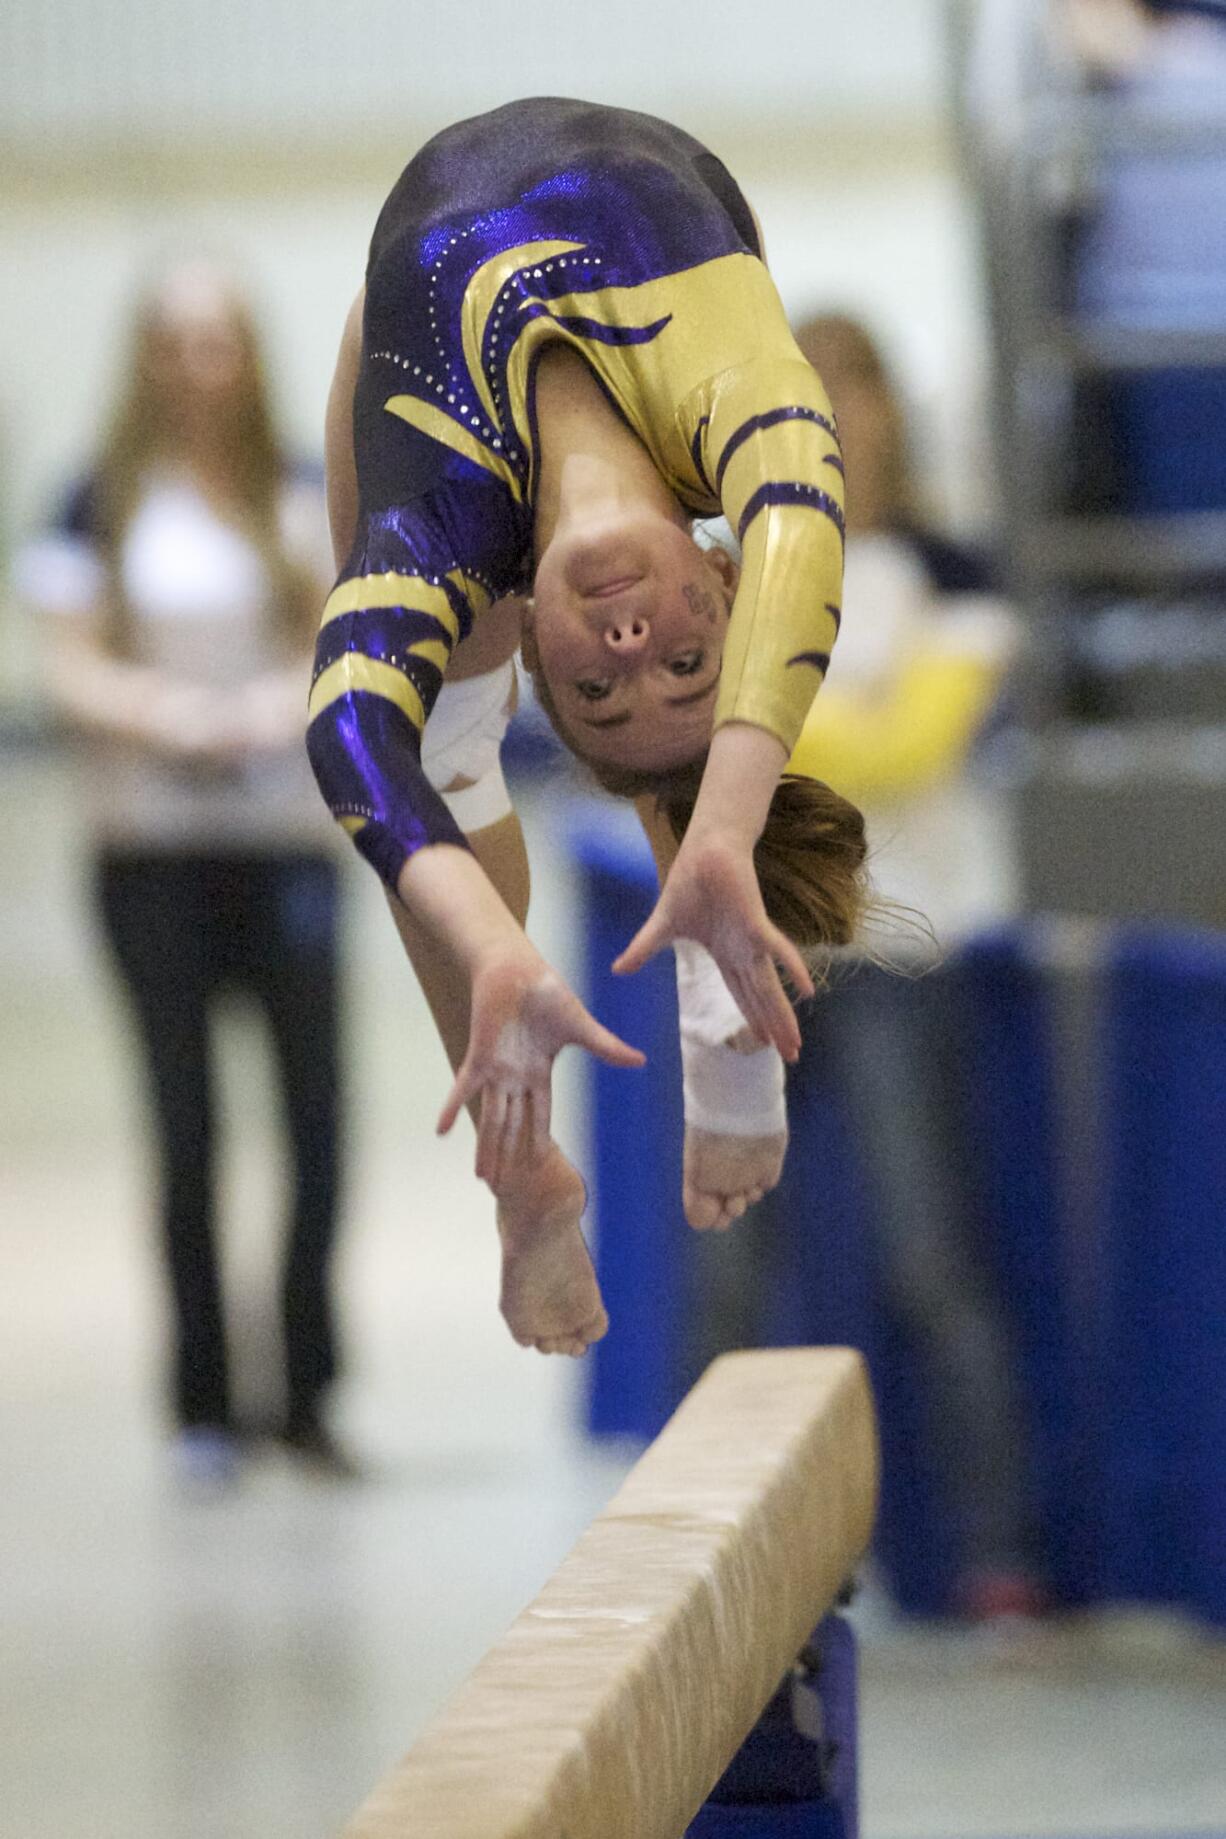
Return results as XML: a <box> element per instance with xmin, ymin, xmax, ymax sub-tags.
<box><xmin>343</xmin><ymin>1347</ymin><xmax>878</xmax><ymax>1839</ymax></box>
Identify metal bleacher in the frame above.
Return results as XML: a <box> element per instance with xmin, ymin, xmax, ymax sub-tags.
<box><xmin>948</xmin><ymin>0</ymin><xmax>1226</xmax><ymax>927</ymax></box>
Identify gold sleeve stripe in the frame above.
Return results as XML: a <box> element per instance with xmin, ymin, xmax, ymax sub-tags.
<box><xmin>339</xmin><ymin>816</ymin><xmax>367</xmax><ymax>837</ymax></box>
<box><xmin>713</xmin><ymin>405</ymin><xmax>838</xmax><ymax>494</ymax></box>
<box><xmin>319</xmin><ymin>573</ymin><xmax>462</xmax><ymax>642</ymax></box>
<box><xmin>384</xmin><ymin>393</ymin><xmax>523</xmax><ymax>501</ymax></box>
<box><xmin>716</xmin><ymin>418</ymin><xmax>843</xmax><ymax>514</ymax></box>
<box><xmin>405</xmin><ymin>636</ymin><xmax>452</xmax><ymax>673</ymax></box>
<box><xmin>307</xmin><ymin>654</ymin><xmax>426</xmax><ymax>733</ymax></box>
<box><xmin>460</xmin><ymin>238</ymin><xmax>586</xmax><ymax>424</ymax></box>
<box><xmin>452</xmin><ymin>570</ymin><xmax>494</xmax><ymax>615</ymax></box>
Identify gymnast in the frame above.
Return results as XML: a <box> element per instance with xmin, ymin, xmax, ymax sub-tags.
<box><xmin>309</xmin><ymin>97</ymin><xmax>870</xmax><ymax>1356</ymax></box>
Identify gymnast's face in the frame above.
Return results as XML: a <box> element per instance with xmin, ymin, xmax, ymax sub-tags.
<box><xmin>530</xmin><ymin>515</ymin><xmax>739</xmax><ymax>771</ymax></box>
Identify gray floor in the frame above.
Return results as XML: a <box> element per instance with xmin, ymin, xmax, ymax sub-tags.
<box><xmin>2</xmin><ymin>747</ymin><xmax>1224</xmax><ymax>1839</ymax></box>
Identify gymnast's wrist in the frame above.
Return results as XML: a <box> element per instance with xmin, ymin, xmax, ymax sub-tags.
<box><xmin>689</xmin><ymin>721</ymin><xmax>787</xmax><ymax>847</ymax></box>
<box><xmin>396</xmin><ymin>843</ymin><xmax>522</xmax><ymax>969</ymax></box>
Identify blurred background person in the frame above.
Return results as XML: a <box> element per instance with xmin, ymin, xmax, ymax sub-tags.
<box><xmin>787</xmin><ymin>311</ymin><xmax>1045</xmax><ymax>1621</ymax></box>
<box><xmin>1070</xmin><ymin>0</ymin><xmax>1226</xmax><ymax>515</ymax></box>
<box><xmin>967</xmin><ymin>0</ymin><xmax>1226</xmax><ymax>521</ymax></box>
<box><xmin>18</xmin><ymin>255</ymin><xmax>348</xmax><ymax>1487</ymax></box>
<box><xmin>790</xmin><ymin>311</ymin><xmax>1018</xmax><ymax>940</ymax></box>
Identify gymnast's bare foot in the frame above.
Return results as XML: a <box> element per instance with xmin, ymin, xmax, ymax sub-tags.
<box><xmin>683</xmin><ymin>1126</ymin><xmax>788</xmax><ymax>1231</ymax></box>
<box><xmin>495</xmin><ymin>1145</ymin><xmax>608</xmax><ymax>1357</ymax></box>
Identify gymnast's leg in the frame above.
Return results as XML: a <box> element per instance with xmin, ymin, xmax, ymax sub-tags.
<box><xmin>384</xmin><ymin>809</ymin><xmax>607</xmax><ymax>1358</ymax></box>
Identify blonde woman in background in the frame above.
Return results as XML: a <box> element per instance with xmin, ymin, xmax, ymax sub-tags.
<box><xmin>788</xmin><ymin>313</ymin><xmax>1019</xmax><ymax>937</ymax></box>
<box><xmin>21</xmin><ymin>258</ymin><xmax>348</xmax><ymax>1487</ymax></box>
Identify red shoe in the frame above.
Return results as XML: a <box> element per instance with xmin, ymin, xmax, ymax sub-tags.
<box><xmin>957</xmin><ymin>1569</ymin><xmax>1049</xmax><ymax>1625</ymax></box>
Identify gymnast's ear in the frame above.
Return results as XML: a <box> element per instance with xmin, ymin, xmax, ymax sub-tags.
<box><xmin>702</xmin><ymin>541</ymin><xmax>740</xmax><ymax>606</ymax></box>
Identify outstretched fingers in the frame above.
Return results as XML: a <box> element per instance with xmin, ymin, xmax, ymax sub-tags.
<box><xmin>474</xmin><ymin>1083</ymin><xmax>508</xmax><ymax>1185</ymax></box>
<box><xmin>437</xmin><ymin>1062</ymin><xmax>478</xmax><ymax>1137</ymax></box>
<box><xmin>770</xmin><ymin>924</ymin><xmax>816</xmax><ymax>1003</ymax></box>
<box><xmin>528</xmin><ymin>1082</ymin><xmax>551</xmax><ymax>1159</ymax></box>
<box><xmin>479</xmin><ymin>1085</ymin><xmax>548</xmax><ymax>1188</ymax></box>
<box><xmin>611</xmin><ymin>908</ymin><xmax>671</xmax><ymax>977</ymax></box>
<box><xmin>571</xmin><ymin>1008</ymin><xmax>646</xmax><ymax>1069</ymax></box>
<box><xmin>727</xmin><ymin>955</ymin><xmax>802</xmax><ymax>1061</ymax></box>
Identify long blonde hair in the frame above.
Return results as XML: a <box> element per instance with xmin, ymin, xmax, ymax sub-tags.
<box><xmin>93</xmin><ymin>259</ymin><xmax>316</xmax><ymax>653</ymax></box>
<box><xmin>792</xmin><ymin>312</ymin><xmax>916</xmax><ymax>534</ymax></box>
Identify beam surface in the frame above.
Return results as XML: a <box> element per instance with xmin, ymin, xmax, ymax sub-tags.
<box><xmin>343</xmin><ymin>1347</ymin><xmax>878</xmax><ymax>1839</ymax></box>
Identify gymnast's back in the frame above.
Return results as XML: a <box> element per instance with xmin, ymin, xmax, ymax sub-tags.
<box><xmin>345</xmin><ymin>94</ymin><xmax>777</xmax><ymax>597</ymax></box>
<box><xmin>368</xmin><ymin>97</ymin><xmax>761</xmax><ymax>273</ymax></box>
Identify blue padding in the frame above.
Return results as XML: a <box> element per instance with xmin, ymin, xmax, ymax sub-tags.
<box><xmin>955</xmin><ymin>932</ymin><xmax>1091</xmax><ymax>1609</ymax></box>
<box><xmin>686</xmin><ymin>1804</ymin><xmax>845</xmax><ymax>1838</ymax></box>
<box><xmin>768</xmin><ymin>1005</ymin><xmax>956</xmax><ymax>1616</ymax></box>
<box><xmin>1100</xmin><ymin>928</ymin><xmax>1226</xmax><ymax>1626</ymax></box>
<box><xmin>568</xmin><ymin>805</ymin><xmax>692</xmax><ymax>1439</ymax></box>
<box><xmin>1109</xmin><ymin>371</ymin><xmax>1226</xmax><ymax>514</ymax></box>
<box><xmin>568</xmin><ymin>803</ymin><xmax>1226</xmax><ymax>1624</ymax></box>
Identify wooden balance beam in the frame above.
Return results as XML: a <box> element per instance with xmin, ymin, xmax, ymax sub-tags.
<box><xmin>343</xmin><ymin>1347</ymin><xmax>878</xmax><ymax>1839</ymax></box>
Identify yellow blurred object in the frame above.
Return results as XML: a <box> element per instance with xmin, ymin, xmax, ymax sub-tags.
<box><xmin>786</xmin><ymin>647</ymin><xmax>1005</xmax><ymax>804</ymax></box>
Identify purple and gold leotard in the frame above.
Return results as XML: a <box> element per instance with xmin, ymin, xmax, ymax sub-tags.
<box><xmin>307</xmin><ymin>97</ymin><xmax>844</xmax><ymax>889</ymax></box>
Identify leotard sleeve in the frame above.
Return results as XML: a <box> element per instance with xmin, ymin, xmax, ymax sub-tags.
<box><xmin>305</xmin><ymin>504</ymin><xmax>497</xmax><ymax>892</ymax></box>
<box><xmin>688</xmin><ymin>356</ymin><xmax>846</xmax><ymax>757</ymax></box>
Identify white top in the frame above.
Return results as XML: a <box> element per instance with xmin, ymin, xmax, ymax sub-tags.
<box><xmin>832</xmin><ymin>533</ymin><xmax>1020</xmax><ymax>947</ymax></box>
<box><xmin>20</xmin><ymin>471</ymin><xmax>335</xmax><ymax>850</ymax></box>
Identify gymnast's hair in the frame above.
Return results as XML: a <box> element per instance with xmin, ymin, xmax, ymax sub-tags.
<box><xmin>523</xmin><ymin>652</ymin><xmax>871</xmax><ymax>969</ymax></box>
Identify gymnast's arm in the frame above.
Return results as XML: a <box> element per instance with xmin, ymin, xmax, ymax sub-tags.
<box><xmin>314</xmin><ymin>296</ymin><xmax>642</xmax><ymax>1186</ymax></box>
<box><xmin>615</xmin><ymin>356</ymin><xmax>845</xmax><ymax>1054</ymax></box>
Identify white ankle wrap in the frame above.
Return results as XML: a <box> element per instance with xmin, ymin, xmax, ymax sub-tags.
<box><xmin>675</xmin><ymin>940</ymin><xmax>787</xmax><ymax>1138</ymax></box>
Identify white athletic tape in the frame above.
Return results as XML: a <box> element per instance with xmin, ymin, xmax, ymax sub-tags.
<box><xmin>423</xmin><ymin>661</ymin><xmax>515</xmax><ymax>832</ymax></box>
<box><xmin>441</xmin><ymin>765</ymin><xmax>514</xmax><ymax>833</ymax></box>
<box><xmin>675</xmin><ymin>940</ymin><xmax>787</xmax><ymax>1137</ymax></box>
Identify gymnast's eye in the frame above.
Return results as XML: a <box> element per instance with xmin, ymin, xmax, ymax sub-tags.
<box><xmin>576</xmin><ymin>678</ymin><xmax>612</xmax><ymax>701</ymax></box>
<box><xmin>668</xmin><ymin>650</ymin><xmax>704</xmax><ymax>676</ymax></box>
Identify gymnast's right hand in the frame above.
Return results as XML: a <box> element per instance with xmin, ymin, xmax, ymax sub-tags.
<box><xmin>436</xmin><ymin>947</ymin><xmax>645</xmax><ymax>1189</ymax></box>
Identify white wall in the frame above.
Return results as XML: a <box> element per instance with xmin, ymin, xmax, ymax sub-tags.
<box><xmin>1</xmin><ymin>0</ymin><xmax>952</xmax><ymax>146</ymax></box>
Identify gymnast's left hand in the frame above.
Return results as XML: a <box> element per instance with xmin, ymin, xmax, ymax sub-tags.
<box><xmin>612</xmin><ymin>832</ymin><xmax>814</xmax><ymax>1062</ymax></box>
<box><xmin>437</xmin><ymin>948</ymin><xmax>646</xmax><ymax>1189</ymax></box>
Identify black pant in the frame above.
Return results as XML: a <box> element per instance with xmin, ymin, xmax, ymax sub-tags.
<box><xmin>96</xmin><ymin>849</ymin><xmax>343</xmax><ymax>1434</ymax></box>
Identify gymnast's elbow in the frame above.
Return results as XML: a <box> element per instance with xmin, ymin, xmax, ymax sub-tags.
<box><xmin>304</xmin><ymin>700</ymin><xmax>380</xmax><ymax>848</ymax></box>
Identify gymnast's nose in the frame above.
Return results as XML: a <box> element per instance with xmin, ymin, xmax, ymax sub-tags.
<box><xmin>602</xmin><ymin>616</ymin><xmax>650</xmax><ymax>656</ymax></box>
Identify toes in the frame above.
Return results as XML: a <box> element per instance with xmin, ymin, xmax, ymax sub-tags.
<box><xmin>532</xmin><ymin>1312</ymin><xmax>607</xmax><ymax>1356</ymax></box>
<box><xmin>686</xmin><ymin>1190</ymin><xmax>724</xmax><ymax>1230</ymax></box>
<box><xmin>711</xmin><ymin>1194</ymin><xmax>750</xmax><ymax>1232</ymax></box>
